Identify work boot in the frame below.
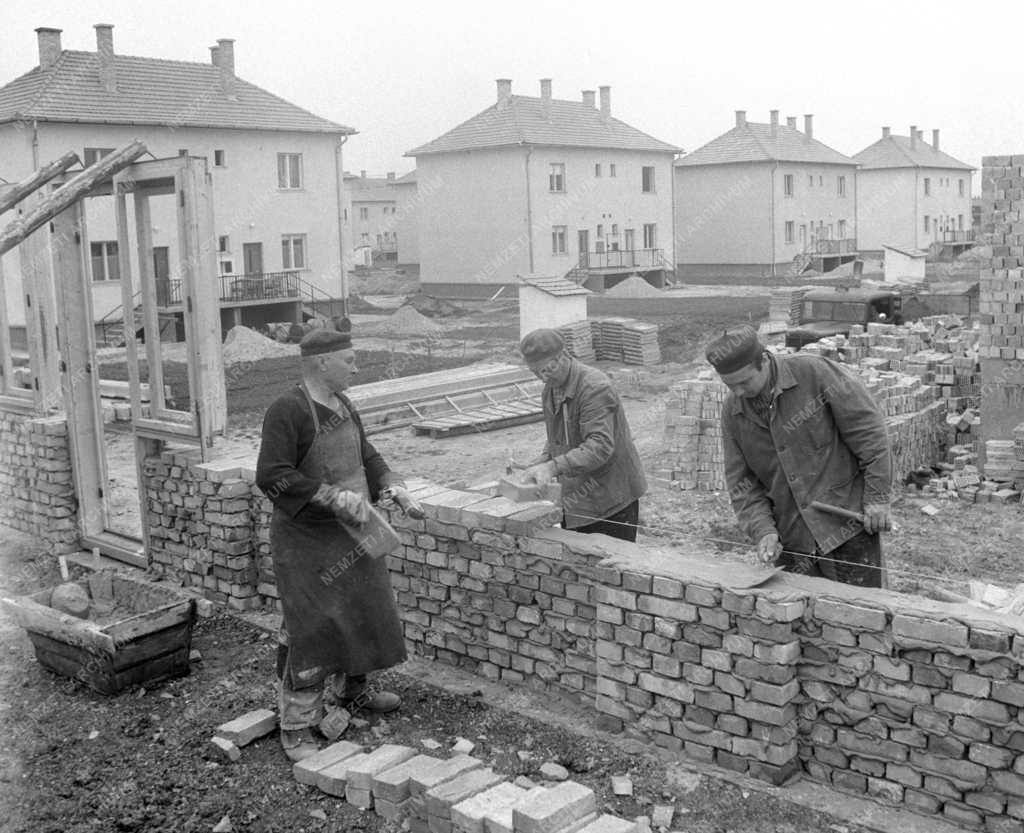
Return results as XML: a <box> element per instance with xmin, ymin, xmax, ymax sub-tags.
<box><xmin>280</xmin><ymin>727</ymin><xmax>320</xmax><ymax>762</ymax></box>
<box><xmin>342</xmin><ymin>675</ymin><xmax>402</xmax><ymax>713</ymax></box>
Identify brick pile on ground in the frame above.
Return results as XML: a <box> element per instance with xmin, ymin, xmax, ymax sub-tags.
<box><xmin>222</xmin><ymin>325</ymin><xmax>299</xmax><ymax>365</ymax></box>
<box><xmin>556</xmin><ymin>320</ymin><xmax>596</xmax><ymax>362</ymax></box>
<box><xmin>290</xmin><ymin>737</ymin><xmax>626</xmax><ymax>833</ymax></box>
<box><xmin>589</xmin><ymin>318</ymin><xmax>660</xmax><ymax>366</ymax></box>
<box><xmin>604</xmin><ymin>274</ymin><xmax>664</xmax><ymax>298</ymax></box>
<box><xmin>765</xmin><ymin>286</ymin><xmax>813</xmax><ymax>332</ymax></box>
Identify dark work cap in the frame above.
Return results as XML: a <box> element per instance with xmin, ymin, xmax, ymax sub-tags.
<box><xmin>519</xmin><ymin>328</ymin><xmax>565</xmax><ymax>363</ymax></box>
<box><xmin>705</xmin><ymin>325</ymin><xmax>763</xmax><ymax>374</ymax></box>
<box><xmin>300</xmin><ymin>328</ymin><xmax>352</xmax><ymax>357</ymax></box>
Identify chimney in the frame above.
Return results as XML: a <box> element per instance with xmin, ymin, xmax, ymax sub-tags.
<box><xmin>910</xmin><ymin>125</ymin><xmax>917</xmax><ymax>149</ymax></box>
<box><xmin>496</xmin><ymin>78</ymin><xmax>512</xmax><ymax>110</ymax></box>
<box><xmin>35</xmin><ymin>27</ymin><xmax>62</xmax><ymax>70</ymax></box>
<box><xmin>599</xmin><ymin>86</ymin><xmax>611</xmax><ymax>118</ymax></box>
<box><xmin>540</xmin><ymin>78</ymin><xmax>552</xmax><ymax>118</ymax></box>
<box><xmin>786</xmin><ymin>116</ymin><xmax>797</xmax><ymax>129</ymax></box>
<box><xmin>770</xmin><ymin>109</ymin><xmax>779</xmax><ymax>138</ymax></box>
<box><xmin>217</xmin><ymin>38</ymin><xmax>236</xmax><ymax>99</ymax></box>
<box><xmin>803</xmin><ymin>114</ymin><xmax>814</xmax><ymax>140</ymax></box>
<box><xmin>386</xmin><ymin>171</ymin><xmax>395</xmax><ymax>181</ymax></box>
<box><xmin>735</xmin><ymin>110</ymin><xmax>746</xmax><ymax>128</ymax></box>
<box><xmin>94</xmin><ymin>24</ymin><xmax>115</xmax><ymax>93</ymax></box>
<box><xmin>360</xmin><ymin>170</ymin><xmax>366</xmax><ymax>178</ymax></box>
<box><xmin>882</xmin><ymin>126</ymin><xmax>890</xmax><ymax>139</ymax></box>
<box><xmin>209</xmin><ymin>45</ymin><xmax>221</xmax><ymax>66</ymax></box>
<box><xmin>932</xmin><ymin>129</ymin><xmax>940</xmax><ymax>151</ymax></box>
<box><xmin>582</xmin><ymin>89</ymin><xmax>596</xmax><ymax>108</ymax></box>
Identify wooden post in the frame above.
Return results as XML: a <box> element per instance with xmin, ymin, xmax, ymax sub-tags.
<box><xmin>0</xmin><ymin>151</ymin><xmax>79</xmax><ymax>216</ymax></box>
<box><xmin>0</xmin><ymin>255</ymin><xmax>31</xmax><ymax>403</ymax></box>
<box><xmin>18</xmin><ymin>194</ymin><xmax>62</xmax><ymax>413</ymax></box>
<box><xmin>0</xmin><ymin>140</ymin><xmax>147</xmax><ymax>257</ymax></box>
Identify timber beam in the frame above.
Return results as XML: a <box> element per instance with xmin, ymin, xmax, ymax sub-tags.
<box><xmin>0</xmin><ymin>151</ymin><xmax>80</xmax><ymax>217</ymax></box>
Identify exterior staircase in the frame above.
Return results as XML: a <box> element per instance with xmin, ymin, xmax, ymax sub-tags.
<box><xmin>789</xmin><ymin>252</ymin><xmax>812</xmax><ymax>277</ymax></box>
<box><xmin>563</xmin><ymin>263</ymin><xmax>590</xmax><ymax>286</ymax></box>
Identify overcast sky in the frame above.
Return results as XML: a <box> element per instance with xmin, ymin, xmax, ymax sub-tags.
<box><xmin>5</xmin><ymin>0</ymin><xmax>1023</xmax><ymax>190</ymax></box>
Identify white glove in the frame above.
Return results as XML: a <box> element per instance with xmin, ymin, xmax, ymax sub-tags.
<box><xmin>756</xmin><ymin>532</ymin><xmax>783</xmax><ymax>565</ymax></box>
<box><xmin>333</xmin><ymin>489</ymin><xmax>369</xmax><ymax>526</ymax></box>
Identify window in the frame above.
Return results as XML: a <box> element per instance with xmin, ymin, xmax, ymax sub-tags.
<box><xmin>549</xmin><ymin>163</ymin><xmax>565</xmax><ymax>193</ymax></box>
<box><xmin>641</xmin><ymin>166</ymin><xmax>655</xmax><ymax>193</ymax></box>
<box><xmin>90</xmin><ymin>241</ymin><xmax>120</xmax><ymax>282</ymax></box>
<box><xmin>959</xmin><ymin>179</ymin><xmax>965</xmax><ymax>197</ymax></box>
<box><xmin>359</xmin><ymin>207</ymin><xmax>368</xmax><ymax>220</ymax></box>
<box><xmin>343</xmin><ymin>209</ymin><xmax>348</xmax><ymax>221</ymax></box>
<box><xmin>597</xmin><ymin>224</ymin><xmax>604</xmax><ymax>238</ymax></box>
<box><xmin>609</xmin><ymin>164</ymin><xmax>617</xmax><ymax>177</ymax></box>
<box><xmin>837</xmin><ymin>175</ymin><xmax>846</xmax><ymax>197</ymax></box>
<box><xmin>611</xmin><ymin>224</ymin><xmax>618</xmax><ymax>236</ymax></box>
<box><xmin>218</xmin><ymin>235</ymin><xmax>229</xmax><ymax>253</ymax></box>
<box><xmin>923</xmin><ymin>215</ymin><xmax>930</xmax><ymax>233</ymax></box>
<box><xmin>277</xmin><ymin>153</ymin><xmax>303</xmax><ymax>189</ymax></box>
<box><xmin>83</xmin><ymin>147</ymin><xmax>115</xmax><ymax>166</ymax></box>
<box><xmin>551</xmin><ymin>226</ymin><xmax>567</xmax><ymax>255</ymax></box>
<box><xmin>838</xmin><ymin>219</ymin><xmax>847</xmax><ymax>239</ymax></box>
<box><xmin>784</xmin><ymin>221</ymin><xmax>794</xmax><ymax>244</ymax></box>
<box><xmin>642</xmin><ymin>223</ymin><xmax>657</xmax><ymax>249</ymax></box>
<box><xmin>784</xmin><ymin>174</ymin><xmax>794</xmax><ymax>197</ymax></box>
<box><xmin>595</xmin><ymin>163</ymin><xmax>602</xmax><ymax>177</ymax></box>
<box><xmin>219</xmin><ymin>260</ymin><xmax>234</xmax><ymax>275</ymax></box>
<box><xmin>958</xmin><ymin>214</ymin><xmax>964</xmax><ymax>230</ymax></box>
<box><xmin>281</xmin><ymin>234</ymin><xmax>306</xmax><ymax>269</ymax></box>
<box><xmin>178</xmin><ymin>148</ymin><xmax>188</xmax><ymax>157</ymax></box>
<box><xmin>818</xmin><ymin>175</ymin><xmax>823</xmax><ymax>186</ymax></box>
<box><xmin>924</xmin><ymin>177</ymin><xmax>931</xmax><ymax>196</ymax></box>
<box><xmin>214</xmin><ymin>149</ymin><xmax>225</xmax><ymax>167</ymax></box>
<box><xmin>360</xmin><ymin>233</ymin><xmax>370</xmax><ymax>244</ymax></box>
<box><xmin>376</xmin><ymin>233</ymin><xmax>383</xmax><ymax>247</ymax></box>
<box><xmin>808</xmin><ymin>175</ymin><xmax>813</xmax><ymax>187</ymax></box>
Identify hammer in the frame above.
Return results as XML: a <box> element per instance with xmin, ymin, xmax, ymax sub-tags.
<box><xmin>810</xmin><ymin>501</ymin><xmax>865</xmax><ymax>524</ymax></box>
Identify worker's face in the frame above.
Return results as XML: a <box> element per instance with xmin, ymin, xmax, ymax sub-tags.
<box><xmin>719</xmin><ymin>359</ymin><xmax>771</xmax><ymax>399</ymax></box>
<box><xmin>319</xmin><ymin>348</ymin><xmax>358</xmax><ymax>391</ymax></box>
<box><xmin>528</xmin><ymin>353</ymin><xmax>570</xmax><ymax>386</ymax></box>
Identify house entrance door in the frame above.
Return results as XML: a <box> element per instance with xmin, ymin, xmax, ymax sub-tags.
<box><xmin>243</xmin><ymin>242</ymin><xmax>263</xmax><ymax>276</ymax></box>
<box><xmin>577</xmin><ymin>230</ymin><xmax>589</xmax><ymax>267</ymax></box>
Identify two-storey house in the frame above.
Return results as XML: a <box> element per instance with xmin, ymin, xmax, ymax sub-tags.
<box><xmin>674</xmin><ymin>110</ymin><xmax>858</xmax><ymax>278</ymax></box>
<box><xmin>406</xmin><ymin>79</ymin><xmax>680</xmax><ymax>298</ymax></box>
<box><xmin>346</xmin><ymin>171</ymin><xmax>403</xmax><ymax>264</ymax></box>
<box><xmin>0</xmin><ymin>24</ymin><xmax>354</xmax><ymax>336</ymax></box>
<box><xmin>853</xmin><ymin>127</ymin><xmax>974</xmax><ymax>255</ymax></box>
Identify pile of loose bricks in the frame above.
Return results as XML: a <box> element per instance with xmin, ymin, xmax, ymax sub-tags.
<box><xmin>0</xmin><ymin>411</ymin><xmax>78</xmax><ymax>553</ymax></box>
<box><xmin>556</xmin><ymin>318</ymin><xmax>662</xmax><ymax>366</ymax></box>
<box><xmin>660</xmin><ymin>316</ymin><xmax>980</xmax><ymax>491</ymax></box>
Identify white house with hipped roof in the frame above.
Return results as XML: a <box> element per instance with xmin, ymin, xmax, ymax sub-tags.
<box><xmin>853</xmin><ymin>126</ymin><xmax>974</xmax><ymax>254</ymax></box>
<box><xmin>674</xmin><ymin>110</ymin><xmax>859</xmax><ymax>278</ymax></box>
<box><xmin>0</xmin><ymin>24</ymin><xmax>354</xmax><ymax>336</ymax></box>
<box><xmin>406</xmin><ymin>79</ymin><xmax>681</xmax><ymax>298</ymax></box>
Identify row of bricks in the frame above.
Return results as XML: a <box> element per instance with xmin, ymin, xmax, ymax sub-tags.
<box><xmin>289</xmin><ymin>741</ymin><xmax>633</xmax><ymax>833</ymax></box>
<box><xmin>809</xmin><ymin>708</ymin><xmax>1024</xmax><ymax>750</ymax></box>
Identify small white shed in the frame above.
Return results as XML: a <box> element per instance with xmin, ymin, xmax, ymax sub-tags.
<box><xmin>883</xmin><ymin>245</ymin><xmax>927</xmax><ymax>284</ymax></box>
<box><xmin>518</xmin><ymin>275</ymin><xmax>591</xmax><ymax>340</ymax></box>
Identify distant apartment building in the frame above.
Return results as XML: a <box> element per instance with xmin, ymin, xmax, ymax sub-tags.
<box><xmin>393</xmin><ymin>170</ymin><xmax>421</xmax><ymax>266</ymax></box>
<box><xmin>853</xmin><ymin>126</ymin><xmax>974</xmax><ymax>253</ymax></box>
<box><xmin>346</xmin><ymin>171</ymin><xmax>402</xmax><ymax>264</ymax></box>
<box><xmin>406</xmin><ymin>78</ymin><xmax>680</xmax><ymax>298</ymax></box>
<box><xmin>0</xmin><ymin>24</ymin><xmax>354</xmax><ymax>330</ymax></box>
<box><xmin>674</xmin><ymin>110</ymin><xmax>858</xmax><ymax>278</ymax></box>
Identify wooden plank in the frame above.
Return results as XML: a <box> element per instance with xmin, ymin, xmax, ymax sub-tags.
<box><xmin>17</xmin><ymin>195</ymin><xmax>60</xmax><ymax>413</ymax></box>
<box><xmin>130</xmin><ymin>188</ymin><xmax>169</xmax><ymax>419</ymax></box>
<box><xmin>0</xmin><ymin>151</ymin><xmax>79</xmax><ymax>216</ymax></box>
<box><xmin>1</xmin><ymin>595</ymin><xmax>116</xmax><ymax>655</ymax></box>
<box><xmin>103</xmin><ymin>600</ymin><xmax>194</xmax><ymax>645</ymax></box>
<box><xmin>109</xmin><ymin>622</ymin><xmax>194</xmax><ymax>671</ymax></box>
<box><xmin>421</xmin><ymin>411</ymin><xmax>544</xmax><ymax>438</ymax></box>
<box><xmin>0</xmin><ymin>255</ymin><xmax>32</xmax><ymax>403</ymax></box>
<box><xmin>0</xmin><ymin>140</ymin><xmax>148</xmax><ymax>256</ymax></box>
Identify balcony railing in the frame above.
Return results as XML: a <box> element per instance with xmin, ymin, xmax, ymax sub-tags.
<box><xmin>156</xmin><ymin>270</ymin><xmax>303</xmax><ymax>307</ymax></box>
<box><xmin>581</xmin><ymin>248</ymin><xmax>663</xmax><ymax>270</ymax></box>
<box><xmin>941</xmin><ymin>230</ymin><xmax>975</xmax><ymax>243</ymax></box>
<box><xmin>813</xmin><ymin>238</ymin><xmax>857</xmax><ymax>255</ymax></box>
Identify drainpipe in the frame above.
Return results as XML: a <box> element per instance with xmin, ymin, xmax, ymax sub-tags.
<box><xmin>32</xmin><ymin>120</ymin><xmax>40</xmax><ymax>169</ymax></box>
<box><xmin>334</xmin><ymin>134</ymin><xmax>350</xmax><ymax>317</ymax></box>
<box><xmin>914</xmin><ymin>168</ymin><xmax>919</xmax><ymax>250</ymax></box>
<box><xmin>524</xmin><ymin>145</ymin><xmax>535</xmax><ymax>274</ymax></box>
<box><xmin>769</xmin><ymin>162</ymin><xmax>778</xmax><ymax>276</ymax></box>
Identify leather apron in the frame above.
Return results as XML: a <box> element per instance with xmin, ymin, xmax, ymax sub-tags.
<box><xmin>270</xmin><ymin>385</ymin><xmax>407</xmax><ymax>689</ymax></box>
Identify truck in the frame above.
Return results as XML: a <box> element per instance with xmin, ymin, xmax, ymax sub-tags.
<box><xmin>784</xmin><ymin>287</ymin><xmax>904</xmax><ymax>349</ymax></box>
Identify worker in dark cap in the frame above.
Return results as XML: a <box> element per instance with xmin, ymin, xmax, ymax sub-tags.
<box><xmin>256</xmin><ymin>326</ymin><xmax>423</xmax><ymax>761</ymax></box>
<box><xmin>518</xmin><ymin>328</ymin><xmax>647</xmax><ymax>541</ymax></box>
<box><xmin>705</xmin><ymin>325</ymin><xmax>892</xmax><ymax>587</ymax></box>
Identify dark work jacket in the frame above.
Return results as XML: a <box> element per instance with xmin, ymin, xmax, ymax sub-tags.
<box><xmin>722</xmin><ymin>353</ymin><xmax>892</xmax><ymax>556</ymax></box>
<box><xmin>541</xmin><ymin>358</ymin><xmax>647</xmax><ymax>528</ymax></box>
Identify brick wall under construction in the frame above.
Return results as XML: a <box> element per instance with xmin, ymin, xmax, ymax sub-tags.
<box><xmin>136</xmin><ymin>455</ymin><xmax>1024</xmax><ymax>828</ymax></box>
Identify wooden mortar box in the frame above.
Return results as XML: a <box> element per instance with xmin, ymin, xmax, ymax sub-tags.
<box><xmin>1</xmin><ymin>572</ymin><xmax>196</xmax><ymax>695</ymax></box>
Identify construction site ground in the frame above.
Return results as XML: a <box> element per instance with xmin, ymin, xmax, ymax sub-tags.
<box><xmin>0</xmin><ymin>267</ymin><xmax>1014</xmax><ymax>833</ymax></box>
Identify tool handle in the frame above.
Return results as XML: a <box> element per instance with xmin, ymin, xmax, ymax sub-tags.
<box><xmin>810</xmin><ymin>500</ymin><xmax>864</xmax><ymax>523</ymax></box>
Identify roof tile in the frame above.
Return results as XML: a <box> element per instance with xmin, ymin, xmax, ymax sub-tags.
<box><xmin>853</xmin><ymin>135</ymin><xmax>973</xmax><ymax>170</ymax></box>
<box><xmin>676</xmin><ymin>122</ymin><xmax>855</xmax><ymax>167</ymax></box>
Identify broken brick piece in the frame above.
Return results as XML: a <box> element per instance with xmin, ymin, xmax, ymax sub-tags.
<box><xmin>214</xmin><ymin>708</ymin><xmax>277</xmax><ymax>747</ymax></box>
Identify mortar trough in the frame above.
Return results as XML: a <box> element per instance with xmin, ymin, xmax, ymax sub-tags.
<box><xmin>2</xmin><ymin>571</ymin><xmax>196</xmax><ymax>694</ymax></box>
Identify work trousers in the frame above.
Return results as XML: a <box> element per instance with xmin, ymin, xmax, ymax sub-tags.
<box><xmin>276</xmin><ymin>626</ymin><xmax>365</xmax><ymax>730</ymax></box>
<box><xmin>777</xmin><ymin>529</ymin><xmax>884</xmax><ymax>588</ymax></box>
<box><xmin>570</xmin><ymin>500</ymin><xmax>640</xmax><ymax>542</ymax></box>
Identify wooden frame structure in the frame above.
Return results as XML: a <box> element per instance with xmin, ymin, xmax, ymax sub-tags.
<box><xmin>0</xmin><ymin>143</ymin><xmax>227</xmax><ymax>566</ymax></box>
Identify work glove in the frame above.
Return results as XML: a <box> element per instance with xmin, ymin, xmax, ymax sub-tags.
<box><xmin>382</xmin><ymin>486</ymin><xmax>425</xmax><ymax>520</ymax></box>
<box><xmin>312</xmin><ymin>484</ymin><xmax>370</xmax><ymax>525</ymax></box>
<box><xmin>861</xmin><ymin>503</ymin><xmax>892</xmax><ymax>535</ymax></box>
<box><xmin>523</xmin><ymin>460</ymin><xmax>558</xmax><ymax>487</ymax></box>
<box><xmin>756</xmin><ymin>532</ymin><xmax>783</xmax><ymax>566</ymax></box>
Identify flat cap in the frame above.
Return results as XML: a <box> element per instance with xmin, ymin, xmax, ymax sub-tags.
<box><xmin>519</xmin><ymin>328</ymin><xmax>565</xmax><ymax>363</ymax></box>
<box><xmin>300</xmin><ymin>328</ymin><xmax>352</xmax><ymax>357</ymax></box>
<box><xmin>705</xmin><ymin>325</ymin><xmax>763</xmax><ymax>374</ymax></box>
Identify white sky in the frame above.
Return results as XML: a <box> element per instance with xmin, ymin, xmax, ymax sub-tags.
<box><xmin>4</xmin><ymin>0</ymin><xmax>1023</xmax><ymax>189</ymax></box>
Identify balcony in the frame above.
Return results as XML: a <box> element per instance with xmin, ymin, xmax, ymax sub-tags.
<box><xmin>580</xmin><ymin>248</ymin><xmax>664</xmax><ymax>271</ymax></box>
<box><xmin>156</xmin><ymin>270</ymin><xmax>303</xmax><ymax>307</ymax></box>
<box><xmin>813</xmin><ymin>238</ymin><xmax>857</xmax><ymax>255</ymax></box>
<box><xmin>941</xmin><ymin>230</ymin><xmax>974</xmax><ymax>244</ymax></box>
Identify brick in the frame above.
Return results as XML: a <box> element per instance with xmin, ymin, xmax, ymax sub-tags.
<box><xmin>451</xmin><ymin>782</ymin><xmax>528</xmax><ymax>833</ymax></box>
<box><xmin>952</xmin><ymin>673</ymin><xmax>992</xmax><ymax>698</ymax></box>
<box><xmin>734</xmin><ymin>700</ymin><xmax>795</xmax><ymax>727</ymax></box>
<box><xmin>594</xmin><ymin>587</ymin><xmax>637</xmax><ymax>609</ymax></box>
<box><xmin>374</xmin><ymin>754</ymin><xmax>445</xmax><ymax>801</ymax></box>
<box><xmin>751</xmin><ymin>640</ymin><xmax>799</xmax><ymax>664</ymax></box>
<box><xmin>425</xmin><ymin>767</ymin><xmax>506</xmax><ymax>821</ymax></box>
<box><xmin>892</xmin><ymin>615</ymin><xmax>969</xmax><ymax>647</ymax></box>
<box><xmin>214</xmin><ymin>708</ymin><xmax>277</xmax><ymax>747</ymax></box>
<box><xmin>735</xmin><ymin>617</ymin><xmax>793</xmax><ymax>643</ymax></box>
<box><xmin>513</xmin><ymin>781</ymin><xmax>597</xmax><ymax>833</ymax></box>
<box><xmin>346</xmin><ymin>785</ymin><xmax>374</xmax><ymax>809</ymax></box>
<box><xmin>576</xmin><ymin>815</ymin><xmax>639</xmax><ymax>833</ymax></box>
<box><xmin>904</xmin><ymin>789</ymin><xmax>941</xmax><ymax>815</ymax></box>
<box><xmin>209</xmin><ymin>736</ymin><xmax>240</xmax><ymax>762</ymax></box>
<box><xmin>885</xmin><ymin>764</ymin><xmax>922</xmax><ymax>788</ymax></box>
<box><xmin>835</xmin><ymin>729</ymin><xmax>908</xmax><ymax>763</ymax></box>
<box><xmin>910</xmin><ymin>751</ymin><xmax>988</xmax><ymax>787</ymax></box>
<box><xmin>934</xmin><ymin>692</ymin><xmax>1011</xmax><ymax>724</ymax></box>
<box><xmin>317</xmin><ymin>751</ymin><xmax>371</xmax><ymax>795</ymax></box>
<box><xmin>749</xmin><ymin>679</ymin><xmax>799</xmax><ymax>707</ymax></box>
<box><xmin>866</xmin><ymin>777</ymin><xmax>903</xmax><ymax>803</ymax></box>
<box><xmin>813</xmin><ymin>598</ymin><xmax>887</xmax><ymax>630</ymax></box>
<box><xmin>754</xmin><ymin>597</ymin><xmax>805</xmax><ymax>622</ymax></box>
<box><xmin>636</xmin><ymin>596</ymin><xmax>698</xmax><ymax>621</ymax></box>
<box><xmin>994</xmin><ymin>681</ymin><xmax>1024</xmax><ymax>707</ymax></box>
<box><xmin>292</xmin><ymin>740</ymin><xmax>363</xmax><ymax>786</ymax></box>
<box><xmin>346</xmin><ymin>744</ymin><xmax>417</xmax><ymax>791</ymax></box>
<box><xmin>636</xmin><ymin>673</ymin><xmax>694</xmax><ymax>702</ymax></box>
<box><xmin>651</xmin><ymin>576</ymin><xmax>683</xmax><ymax>598</ymax></box>
<box><xmin>684</xmin><ymin>584</ymin><xmax>721</xmax><ymax>607</ymax></box>
<box><xmin>995</xmin><ymin>772</ymin><xmax>1024</xmax><ymax>798</ymax></box>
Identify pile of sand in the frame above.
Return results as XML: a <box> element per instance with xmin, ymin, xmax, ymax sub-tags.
<box><xmin>378</xmin><ymin>305</ymin><xmax>445</xmax><ymax>337</ymax></box>
<box><xmin>222</xmin><ymin>325</ymin><xmax>298</xmax><ymax>365</ymax></box>
<box><xmin>605</xmin><ymin>274</ymin><xmax>665</xmax><ymax>298</ymax></box>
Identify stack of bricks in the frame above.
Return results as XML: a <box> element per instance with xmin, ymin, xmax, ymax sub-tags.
<box><xmin>660</xmin><ymin>375</ymin><xmax>726</xmax><ymax>491</ymax></box>
<box><xmin>144</xmin><ymin>449</ymin><xmax>261</xmax><ymax>610</ymax></box>
<box><xmin>556</xmin><ymin>320</ymin><xmax>596</xmax><ymax>362</ymax></box>
<box><xmin>291</xmin><ymin>738</ymin><xmax>617</xmax><ymax>833</ymax></box>
<box><xmin>766</xmin><ymin>286</ymin><xmax>811</xmax><ymax>332</ymax></box>
<box><xmin>592</xmin><ymin>568</ymin><xmax>802</xmax><ymax>785</ymax></box>
<box><xmin>0</xmin><ymin>412</ymin><xmax>78</xmax><ymax>553</ymax></box>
